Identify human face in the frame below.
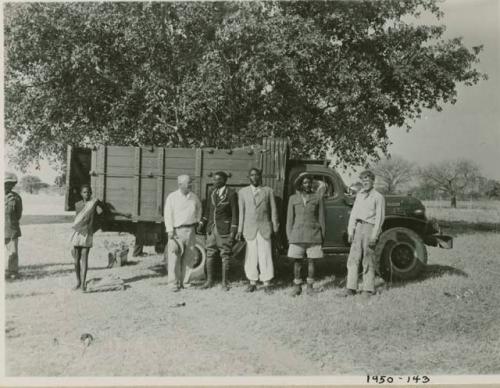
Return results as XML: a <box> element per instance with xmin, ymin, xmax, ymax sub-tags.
<box><xmin>213</xmin><ymin>174</ymin><xmax>226</xmax><ymax>189</ymax></box>
<box><xmin>81</xmin><ymin>187</ymin><xmax>92</xmax><ymax>201</ymax></box>
<box><xmin>301</xmin><ymin>177</ymin><xmax>313</xmax><ymax>194</ymax></box>
<box><xmin>249</xmin><ymin>170</ymin><xmax>262</xmax><ymax>187</ymax></box>
<box><xmin>361</xmin><ymin>176</ymin><xmax>374</xmax><ymax>191</ymax></box>
<box><xmin>5</xmin><ymin>182</ymin><xmax>15</xmax><ymax>194</ymax></box>
<box><xmin>179</xmin><ymin>177</ymin><xmax>193</xmax><ymax>195</ymax></box>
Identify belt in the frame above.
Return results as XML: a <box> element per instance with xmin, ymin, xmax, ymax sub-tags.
<box><xmin>356</xmin><ymin>219</ymin><xmax>372</xmax><ymax>225</ymax></box>
<box><xmin>174</xmin><ymin>223</ymin><xmax>198</xmax><ymax>229</ymax></box>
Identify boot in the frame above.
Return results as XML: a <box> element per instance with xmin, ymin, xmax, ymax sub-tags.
<box><xmin>291</xmin><ymin>284</ymin><xmax>302</xmax><ymax>297</ymax></box>
<box><xmin>306</xmin><ymin>282</ymin><xmax>314</xmax><ymax>295</ymax></box>
<box><xmin>220</xmin><ymin>260</ymin><xmax>230</xmax><ymax>291</ymax></box>
<box><xmin>200</xmin><ymin>256</ymin><xmax>215</xmax><ymax>289</ymax></box>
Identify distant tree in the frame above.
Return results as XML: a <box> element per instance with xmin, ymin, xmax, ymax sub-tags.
<box><xmin>484</xmin><ymin>179</ymin><xmax>500</xmax><ymax>199</ymax></box>
<box><xmin>419</xmin><ymin>159</ymin><xmax>481</xmax><ymax>207</ymax></box>
<box><xmin>5</xmin><ymin>1</ymin><xmax>486</xmax><ymax>171</ymax></box>
<box><xmin>19</xmin><ymin>175</ymin><xmax>49</xmax><ymax>194</ymax></box>
<box><xmin>54</xmin><ymin>172</ymin><xmax>66</xmax><ymax>188</ymax></box>
<box><xmin>372</xmin><ymin>155</ymin><xmax>414</xmax><ymax>194</ymax></box>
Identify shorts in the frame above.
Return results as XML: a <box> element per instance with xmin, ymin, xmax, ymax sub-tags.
<box><xmin>287</xmin><ymin>243</ymin><xmax>323</xmax><ymax>259</ymax></box>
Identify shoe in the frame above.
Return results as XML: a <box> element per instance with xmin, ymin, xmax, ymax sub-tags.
<box><xmin>343</xmin><ymin>288</ymin><xmax>356</xmax><ymax>297</ymax></box>
<box><xmin>264</xmin><ymin>286</ymin><xmax>274</xmax><ymax>295</ymax></box>
<box><xmin>306</xmin><ymin>283</ymin><xmax>315</xmax><ymax>296</ymax></box>
<box><xmin>220</xmin><ymin>282</ymin><xmax>231</xmax><ymax>292</ymax></box>
<box><xmin>245</xmin><ymin>284</ymin><xmax>257</xmax><ymax>293</ymax></box>
<box><xmin>291</xmin><ymin>284</ymin><xmax>302</xmax><ymax>297</ymax></box>
<box><xmin>361</xmin><ymin>291</ymin><xmax>374</xmax><ymax>298</ymax></box>
<box><xmin>171</xmin><ymin>285</ymin><xmax>181</xmax><ymax>292</ymax></box>
<box><xmin>199</xmin><ymin>281</ymin><xmax>214</xmax><ymax>289</ymax></box>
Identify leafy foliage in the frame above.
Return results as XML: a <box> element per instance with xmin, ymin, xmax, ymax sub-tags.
<box><xmin>372</xmin><ymin>155</ymin><xmax>415</xmax><ymax>194</ymax></box>
<box><xmin>5</xmin><ymin>1</ymin><xmax>485</xmax><ymax>171</ymax></box>
<box><xmin>19</xmin><ymin>175</ymin><xmax>49</xmax><ymax>194</ymax></box>
<box><xmin>419</xmin><ymin>159</ymin><xmax>481</xmax><ymax>207</ymax></box>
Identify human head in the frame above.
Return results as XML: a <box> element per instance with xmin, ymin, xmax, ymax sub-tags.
<box><xmin>4</xmin><ymin>172</ymin><xmax>17</xmax><ymax>193</ymax></box>
<box><xmin>213</xmin><ymin>171</ymin><xmax>228</xmax><ymax>189</ymax></box>
<box><xmin>359</xmin><ymin>170</ymin><xmax>375</xmax><ymax>191</ymax></box>
<box><xmin>80</xmin><ymin>184</ymin><xmax>92</xmax><ymax>201</ymax></box>
<box><xmin>297</xmin><ymin>175</ymin><xmax>313</xmax><ymax>194</ymax></box>
<box><xmin>248</xmin><ymin>168</ymin><xmax>262</xmax><ymax>187</ymax></box>
<box><xmin>178</xmin><ymin>175</ymin><xmax>193</xmax><ymax>195</ymax></box>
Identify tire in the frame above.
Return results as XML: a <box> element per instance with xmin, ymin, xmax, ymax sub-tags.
<box><xmin>375</xmin><ymin>227</ymin><xmax>427</xmax><ymax>281</ymax></box>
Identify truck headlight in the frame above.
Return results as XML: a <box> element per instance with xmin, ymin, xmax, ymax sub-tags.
<box><xmin>413</xmin><ymin>208</ymin><xmax>425</xmax><ymax>216</ymax></box>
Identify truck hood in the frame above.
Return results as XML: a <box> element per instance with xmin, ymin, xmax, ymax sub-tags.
<box><xmin>384</xmin><ymin>195</ymin><xmax>426</xmax><ymax>219</ymax></box>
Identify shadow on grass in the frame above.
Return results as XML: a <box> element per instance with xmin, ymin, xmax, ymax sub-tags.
<box><xmin>21</xmin><ymin>215</ymin><xmax>73</xmax><ymax>225</ymax></box>
<box><xmin>123</xmin><ymin>273</ymin><xmax>163</xmax><ymax>284</ymax></box>
<box><xmin>9</xmin><ymin>263</ymin><xmax>110</xmax><ymax>281</ymax></box>
<box><xmin>382</xmin><ymin>264</ymin><xmax>468</xmax><ymax>290</ymax></box>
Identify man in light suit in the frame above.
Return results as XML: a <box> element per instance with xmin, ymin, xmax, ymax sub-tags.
<box><xmin>236</xmin><ymin>167</ymin><xmax>279</xmax><ymax>293</ymax></box>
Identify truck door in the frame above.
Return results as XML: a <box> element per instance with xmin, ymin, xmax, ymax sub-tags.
<box><xmin>65</xmin><ymin>146</ymin><xmax>92</xmax><ymax>211</ymax></box>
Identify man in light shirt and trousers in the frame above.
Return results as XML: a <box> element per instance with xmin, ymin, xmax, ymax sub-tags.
<box><xmin>236</xmin><ymin>168</ymin><xmax>279</xmax><ymax>294</ymax></box>
<box><xmin>164</xmin><ymin>175</ymin><xmax>202</xmax><ymax>292</ymax></box>
<box><xmin>345</xmin><ymin>170</ymin><xmax>385</xmax><ymax>297</ymax></box>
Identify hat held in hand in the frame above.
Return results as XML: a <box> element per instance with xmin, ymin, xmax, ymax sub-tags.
<box><xmin>4</xmin><ymin>172</ymin><xmax>18</xmax><ymax>183</ymax></box>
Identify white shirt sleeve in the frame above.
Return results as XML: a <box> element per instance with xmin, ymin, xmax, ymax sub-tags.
<box><xmin>371</xmin><ymin>193</ymin><xmax>385</xmax><ymax>240</ymax></box>
<box><xmin>347</xmin><ymin>194</ymin><xmax>360</xmax><ymax>237</ymax></box>
<box><xmin>164</xmin><ymin>194</ymin><xmax>174</xmax><ymax>234</ymax></box>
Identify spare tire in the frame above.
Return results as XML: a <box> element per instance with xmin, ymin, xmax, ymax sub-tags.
<box><xmin>375</xmin><ymin>227</ymin><xmax>427</xmax><ymax>281</ymax></box>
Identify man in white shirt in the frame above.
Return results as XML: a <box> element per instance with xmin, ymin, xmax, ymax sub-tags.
<box><xmin>345</xmin><ymin>170</ymin><xmax>385</xmax><ymax>297</ymax></box>
<box><xmin>164</xmin><ymin>175</ymin><xmax>202</xmax><ymax>292</ymax></box>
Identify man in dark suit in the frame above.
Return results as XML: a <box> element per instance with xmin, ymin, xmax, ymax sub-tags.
<box><xmin>199</xmin><ymin>171</ymin><xmax>238</xmax><ymax>290</ymax></box>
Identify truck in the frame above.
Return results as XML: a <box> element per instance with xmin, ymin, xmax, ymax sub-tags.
<box><xmin>65</xmin><ymin>138</ymin><xmax>452</xmax><ymax>282</ymax></box>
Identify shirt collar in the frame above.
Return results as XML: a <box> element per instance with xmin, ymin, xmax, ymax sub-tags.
<box><xmin>178</xmin><ymin>189</ymin><xmax>192</xmax><ymax>198</ymax></box>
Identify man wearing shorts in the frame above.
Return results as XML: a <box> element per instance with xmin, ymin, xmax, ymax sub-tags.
<box><xmin>286</xmin><ymin>175</ymin><xmax>325</xmax><ymax>296</ymax></box>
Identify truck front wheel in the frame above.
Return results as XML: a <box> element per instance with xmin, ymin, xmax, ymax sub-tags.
<box><xmin>375</xmin><ymin>227</ymin><xmax>427</xmax><ymax>281</ymax></box>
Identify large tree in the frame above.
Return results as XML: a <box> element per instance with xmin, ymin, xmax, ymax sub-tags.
<box><xmin>419</xmin><ymin>159</ymin><xmax>481</xmax><ymax>207</ymax></box>
<box><xmin>5</xmin><ymin>1</ymin><xmax>485</xmax><ymax>171</ymax></box>
<box><xmin>372</xmin><ymin>155</ymin><xmax>415</xmax><ymax>194</ymax></box>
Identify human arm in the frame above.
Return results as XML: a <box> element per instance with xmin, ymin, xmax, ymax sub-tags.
<box><xmin>286</xmin><ymin>196</ymin><xmax>294</xmax><ymax>241</ymax></box>
<box><xmin>347</xmin><ymin>195</ymin><xmax>359</xmax><ymax>243</ymax></box>
<box><xmin>236</xmin><ymin>190</ymin><xmax>245</xmax><ymax>240</ymax></box>
<box><xmin>164</xmin><ymin>194</ymin><xmax>175</xmax><ymax>237</ymax></box>
<box><xmin>318</xmin><ymin>196</ymin><xmax>326</xmax><ymax>242</ymax></box>
<box><xmin>270</xmin><ymin>189</ymin><xmax>279</xmax><ymax>234</ymax></box>
<box><xmin>230</xmin><ymin>190</ymin><xmax>239</xmax><ymax>239</ymax></box>
<box><xmin>370</xmin><ymin>193</ymin><xmax>385</xmax><ymax>245</ymax></box>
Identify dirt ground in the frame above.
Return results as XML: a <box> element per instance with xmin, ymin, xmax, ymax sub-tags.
<box><xmin>4</xmin><ymin>218</ymin><xmax>500</xmax><ymax>376</ymax></box>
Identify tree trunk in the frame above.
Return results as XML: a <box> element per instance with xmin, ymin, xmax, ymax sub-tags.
<box><xmin>450</xmin><ymin>195</ymin><xmax>457</xmax><ymax>208</ymax></box>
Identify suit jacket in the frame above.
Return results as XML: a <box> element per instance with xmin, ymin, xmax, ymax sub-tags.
<box><xmin>202</xmin><ymin>186</ymin><xmax>238</xmax><ymax>236</ymax></box>
<box><xmin>4</xmin><ymin>191</ymin><xmax>22</xmax><ymax>239</ymax></box>
<box><xmin>286</xmin><ymin>192</ymin><xmax>325</xmax><ymax>244</ymax></box>
<box><xmin>238</xmin><ymin>185</ymin><xmax>279</xmax><ymax>241</ymax></box>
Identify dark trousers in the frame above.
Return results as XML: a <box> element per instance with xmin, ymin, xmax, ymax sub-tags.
<box><xmin>206</xmin><ymin>228</ymin><xmax>233</xmax><ymax>283</ymax></box>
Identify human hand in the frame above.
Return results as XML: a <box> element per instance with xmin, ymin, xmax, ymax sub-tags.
<box><xmin>348</xmin><ymin>234</ymin><xmax>353</xmax><ymax>244</ymax></box>
<box><xmin>235</xmin><ymin>232</ymin><xmax>242</xmax><ymax>241</ymax></box>
<box><xmin>168</xmin><ymin>232</ymin><xmax>176</xmax><ymax>240</ymax></box>
<box><xmin>369</xmin><ymin>237</ymin><xmax>378</xmax><ymax>248</ymax></box>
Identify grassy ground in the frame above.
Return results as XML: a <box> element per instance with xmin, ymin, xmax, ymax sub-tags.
<box><xmin>423</xmin><ymin>200</ymin><xmax>500</xmax><ymax>224</ymax></box>
<box><xmin>4</xmin><ymin>220</ymin><xmax>500</xmax><ymax>376</ymax></box>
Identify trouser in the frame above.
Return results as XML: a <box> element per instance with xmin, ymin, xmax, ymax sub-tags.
<box><xmin>293</xmin><ymin>259</ymin><xmax>315</xmax><ymax>285</ymax></box>
<box><xmin>206</xmin><ymin>228</ymin><xmax>233</xmax><ymax>283</ymax></box>
<box><xmin>244</xmin><ymin>232</ymin><xmax>274</xmax><ymax>283</ymax></box>
<box><xmin>167</xmin><ymin>227</ymin><xmax>196</xmax><ymax>287</ymax></box>
<box><xmin>346</xmin><ymin>222</ymin><xmax>375</xmax><ymax>293</ymax></box>
<box><xmin>5</xmin><ymin>238</ymin><xmax>19</xmax><ymax>274</ymax></box>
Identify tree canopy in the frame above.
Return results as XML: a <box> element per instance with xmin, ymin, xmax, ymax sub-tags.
<box><xmin>5</xmin><ymin>1</ymin><xmax>485</xmax><ymax>171</ymax></box>
<box><xmin>372</xmin><ymin>155</ymin><xmax>415</xmax><ymax>194</ymax></box>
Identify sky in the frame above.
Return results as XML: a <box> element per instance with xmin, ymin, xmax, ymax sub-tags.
<box><xmin>3</xmin><ymin>0</ymin><xmax>500</xmax><ymax>185</ymax></box>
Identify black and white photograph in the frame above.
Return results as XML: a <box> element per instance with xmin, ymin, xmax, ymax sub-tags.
<box><xmin>2</xmin><ymin>0</ymin><xmax>499</xmax><ymax>384</ymax></box>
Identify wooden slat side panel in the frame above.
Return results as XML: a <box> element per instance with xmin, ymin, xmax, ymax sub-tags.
<box><xmin>133</xmin><ymin>147</ymin><xmax>141</xmax><ymax>217</ymax></box>
<box><xmin>157</xmin><ymin>148</ymin><xmax>165</xmax><ymax>218</ymax></box>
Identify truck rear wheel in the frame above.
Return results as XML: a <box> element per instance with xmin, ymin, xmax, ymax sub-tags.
<box><xmin>376</xmin><ymin>227</ymin><xmax>427</xmax><ymax>281</ymax></box>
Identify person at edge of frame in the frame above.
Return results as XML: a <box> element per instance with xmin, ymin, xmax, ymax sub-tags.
<box><xmin>198</xmin><ymin>171</ymin><xmax>238</xmax><ymax>291</ymax></box>
<box><xmin>286</xmin><ymin>174</ymin><xmax>326</xmax><ymax>297</ymax></box>
<box><xmin>344</xmin><ymin>170</ymin><xmax>385</xmax><ymax>298</ymax></box>
<box><xmin>164</xmin><ymin>175</ymin><xmax>202</xmax><ymax>292</ymax></box>
<box><xmin>71</xmin><ymin>184</ymin><xmax>131</xmax><ymax>292</ymax></box>
<box><xmin>4</xmin><ymin>172</ymin><xmax>23</xmax><ymax>280</ymax></box>
<box><xmin>236</xmin><ymin>167</ymin><xmax>279</xmax><ymax>294</ymax></box>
